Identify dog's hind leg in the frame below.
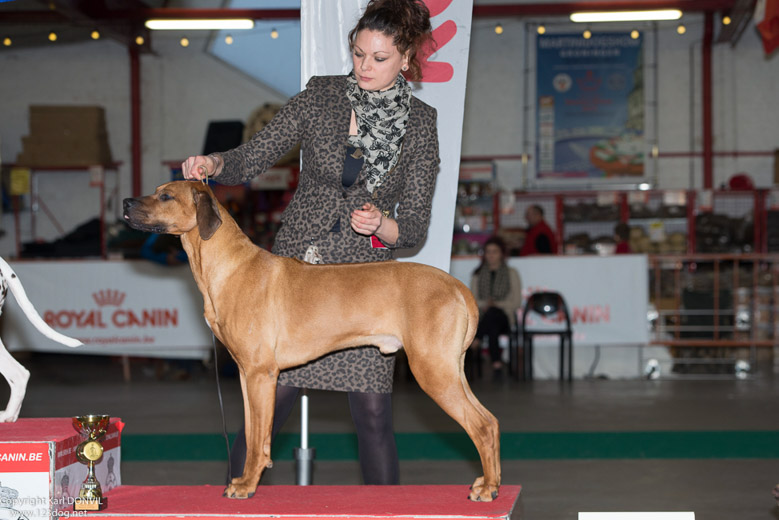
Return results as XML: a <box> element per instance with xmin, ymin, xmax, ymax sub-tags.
<box><xmin>0</xmin><ymin>340</ymin><xmax>30</xmax><ymax>422</ymax></box>
<box><xmin>406</xmin><ymin>347</ymin><xmax>501</xmax><ymax>502</ymax></box>
<box><xmin>225</xmin><ymin>367</ymin><xmax>278</xmax><ymax>499</ymax></box>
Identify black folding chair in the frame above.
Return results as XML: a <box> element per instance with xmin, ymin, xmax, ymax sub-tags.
<box><xmin>519</xmin><ymin>291</ymin><xmax>573</xmax><ymax>381</ymax></box>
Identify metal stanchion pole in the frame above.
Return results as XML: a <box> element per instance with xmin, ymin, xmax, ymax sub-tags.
<box><xmin>294</xmin><ymin>389</ymin><xmax>315</xmax><ymax>485</ymax></box>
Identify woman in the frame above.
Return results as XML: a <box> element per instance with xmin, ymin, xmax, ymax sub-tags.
<box><xmin>182</xmin><ymin>0</ymin><xmax>438</xmax><ymax>485</ymax></box>
<box><xmin>470</xmin><ymin>236</ymin><xmax>523</xmax><ymax>377</ymax></box>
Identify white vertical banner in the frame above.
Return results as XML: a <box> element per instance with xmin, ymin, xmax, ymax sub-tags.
<box><xmin>300</xmin><ymin>0</ymin><xmax>474</xmax><ymax>273</ymax></box>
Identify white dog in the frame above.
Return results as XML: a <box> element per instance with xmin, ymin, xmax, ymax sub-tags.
<box><xmin>0</xmin><ymin>257</ymin><xmax>83</xmax><ymax>422</ymax></box>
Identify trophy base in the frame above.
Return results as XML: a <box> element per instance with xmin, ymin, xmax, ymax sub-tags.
<box><xmin>74</xmin><ymin>497</ymin><xmax>108</xmax><ymax>511</ymax></box>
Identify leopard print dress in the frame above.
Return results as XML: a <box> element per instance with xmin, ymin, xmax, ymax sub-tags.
<box><xmin>215</xmin><ymin>75</ymin><xmax>440</xmax><ymax>393</ymax></box>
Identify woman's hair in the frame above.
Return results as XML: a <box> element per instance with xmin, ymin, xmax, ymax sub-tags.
<box><xmin>348</xmin><ymin>0</ymin><xmax>433</xmax><ymax>81</ymax></box>
<box><xmin>475</xmin><ymin>236</ymin><xmax>507</xmax><ymax>273</ymax></box>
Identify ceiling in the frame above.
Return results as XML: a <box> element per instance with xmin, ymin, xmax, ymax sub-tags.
<box><xmin>0</xmin><ymin>0</ymin><xmax>751</xmax><ymax>53</ymax></box>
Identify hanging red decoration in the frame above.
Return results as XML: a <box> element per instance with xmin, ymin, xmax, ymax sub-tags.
<box><xmin>755</xmin><ymin>0</ymin><xmax>779</xmax><ymax>54</ymax></box>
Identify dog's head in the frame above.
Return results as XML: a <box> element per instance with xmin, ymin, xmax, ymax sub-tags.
<box><xmin>122</xmin><ymin>181</ymin><xmax>222</xmax><ymax>240</ymax></box>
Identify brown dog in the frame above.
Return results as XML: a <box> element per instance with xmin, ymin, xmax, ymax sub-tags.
<box><xmin>123</xmin><ymin>181</ymin><xmax>500</xmax><ymax>501</ymax></box>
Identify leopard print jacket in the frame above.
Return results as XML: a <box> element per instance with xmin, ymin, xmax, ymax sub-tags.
<box><xmin>213</xmin><ymin>75</ymin><xmax>440</xmax><ymax>393</ymax></box>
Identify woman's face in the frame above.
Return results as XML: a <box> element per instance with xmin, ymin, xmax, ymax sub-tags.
<box><xmin>484</xmin><ymin>243</ymin><xmax>503</xmax><ymax>269</ymax></box>
<box><xmin>352</xmin><ymin>29</ymin><xmax>409</xmax><ymax>91</ymax></box>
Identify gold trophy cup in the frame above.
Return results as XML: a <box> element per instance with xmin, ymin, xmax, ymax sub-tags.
<box><xmin>72</xmin><ymin>414</ymin><xmax>110</xmax><ymax>511</ymax></box>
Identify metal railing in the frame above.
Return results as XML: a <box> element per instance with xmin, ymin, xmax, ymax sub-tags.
<box><xmin>647</xmin><ymin>253</ymin><xmax>778</xmax><ymax>373</ymax></box>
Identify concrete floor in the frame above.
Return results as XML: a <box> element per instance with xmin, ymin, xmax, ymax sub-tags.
<box><xmin>6</xmin><ymin>351</ymin><xmax>779</xmax><ymax>520</ymax></box>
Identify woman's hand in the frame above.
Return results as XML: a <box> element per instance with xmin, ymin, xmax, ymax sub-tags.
<box><xmin>181</xmin><ymin>154</ymin><xmax>221</xmax><ymax>181</ymax></box>
<box><xmin>351</xmin><ymin>203</ymin><xmax>399</xmax><ymax>246</ymax></box>
<box><xmin>350</xmin><ymin>203</ymin><xmax>383</xmax><ymax>236</ymax></box>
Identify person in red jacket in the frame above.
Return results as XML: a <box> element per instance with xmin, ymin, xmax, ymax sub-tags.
<box><xmin>614</xmin><ymin>222</ymin><xmax>632</xmax><ymax>254</ymax></box>
<box><xmin>520</xmin><ymin>204</ymin><xmax>558</xmax><ymax>256</ymax></box>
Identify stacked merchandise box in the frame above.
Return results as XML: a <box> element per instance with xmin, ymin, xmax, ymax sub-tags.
<box><xmin>0</xmin><ymin>417</ymin><xmax>122</xmax><ymax>519</ymax></box>
<box><xmin>16</xmin><ymin>105</ymin><xmax>113</xmax><ymax>167</ymax></box>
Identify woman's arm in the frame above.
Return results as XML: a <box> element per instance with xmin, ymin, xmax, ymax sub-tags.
<box><xmin>391</xmin><ymin>106</ymin><xmax>440</xmax><ymax>249</ymax></box>
<box><xmin>182</xmin><ymin>83</ymin><xmax>310</xmax><ymax>184</ymax></box>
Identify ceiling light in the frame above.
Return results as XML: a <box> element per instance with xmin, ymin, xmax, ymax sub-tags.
<box><xmin>145</xmin><ymin>19</ymin><xmax>254</xmax><ymax>31</ymax></box>
<box><xmin>722</xmin><ymin>15</ymin><xmax>732</xmax><ymax>25</ymax></box>
<box><xmin>570</xmin><ymin>10</ymin><xmax>682</xmax><ymax>23</ymax></box>
<box><xmin>180</xmin><ymin>37</ymin><xmax>190</xmax><ymax>47</ymax></box>
<box><xmin>271</xmin><ymin>28</ymin><xmax>279</xmax><ymax>39</ymax></box>
<box><xmin>537</xmin><ymin>24</ymin><xmax>546</xmax><ymax>35</ymax></box>
<box><xmin>494</xmin><ymin>23</ymin><xmax>503</xmax><ymax>35</ymax></box>
<box><xmin>91</xmin><ymin>30</ymin><xmax>100</xmax><ymax>40</ymax></box>
<box><xmin>677</xmin><ymin>24</ymin><xmax>686</xmax><ymax>35</ymax></box>
<box><xmin>135</xmin><ymin>35</ymin><xmax>145</xmax><ymax>46</ymax></box>
<box><xmin>48</xmin><ymin>32</ymin><xmax>57</xmax><ymax>42</ymax></box>
<box><xmin>631</xmin><ymin>29</ymin><xmax>640</xmax><ymax>39</ymax></box>
<box><xmin>225</xmin><ymin>34</ymin><xmax>234</xmax><ymax>45</ymax></box>
<box><xmin>3</xmin><ymin>37</ymin><xmax>11</xmax><ymax>47</ymax></box>
<box><xmin>583</xmin><ymin>29</ymin><xmax>592</xmax><ymax>39</ymax></box>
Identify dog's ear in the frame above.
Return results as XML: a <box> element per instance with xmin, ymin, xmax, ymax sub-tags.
<box><xmin>192</xmin><ymin>187</ymin><xmax>222</xmax><ymax>240</ymax></box>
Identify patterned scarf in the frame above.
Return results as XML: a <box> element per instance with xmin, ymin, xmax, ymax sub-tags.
<box><xmin>346</xmin><ymin>71</ymin><xmax>411</xmax><ymax>193</ymax></box>
<box><xmin>477</xmin><ymin>264</ymin><xmax>511</xmax><ymax>302</ymax></box>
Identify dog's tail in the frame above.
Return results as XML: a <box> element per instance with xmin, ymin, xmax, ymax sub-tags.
<box><xmin>0</xmin><ymin>257</ymin><xmax>83</xmax><ymax>348</ymax></box>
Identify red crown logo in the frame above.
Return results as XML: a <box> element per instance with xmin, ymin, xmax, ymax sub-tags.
<box><xmin>576</xmin><ymin>70</ymin><xmax>601</xmax><ymax>91</ymax></box>
<box><xmin>92</xmin><ymin>289</ymin><xmax>125</xmax><ymax>307</ymax></box>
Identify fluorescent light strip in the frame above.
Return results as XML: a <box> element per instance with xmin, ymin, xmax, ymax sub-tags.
<box><xmin>145</xmin><ymin>19</ymin><xmax>255</xmax><ymax>30</ymax></box>
<box><xmin>570</xmin><ymin>10</ymin><xmax>682</xmax><ymax>23</ymax></box>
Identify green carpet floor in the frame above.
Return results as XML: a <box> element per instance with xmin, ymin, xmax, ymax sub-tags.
<box><xmin>121</xmin><ymin>431</ymin><xmax>779</xmax><ymax>461</ymax></box>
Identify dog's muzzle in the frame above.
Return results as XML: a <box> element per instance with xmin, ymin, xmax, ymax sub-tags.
<box><xmin>122</xmin><ymin>198</ymin><xmax>140</xmax><ymax>220</ymax></box>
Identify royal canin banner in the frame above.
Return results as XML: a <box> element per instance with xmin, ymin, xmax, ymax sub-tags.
<box><xmin>301</xmin><ymin>0</ymin><xmax>473</xmax><ymax>273</ymax></box>
<box><xmin>3</xmin><ymin>260</ymin><xmax>212</xmax><ymax>358</ymax></box>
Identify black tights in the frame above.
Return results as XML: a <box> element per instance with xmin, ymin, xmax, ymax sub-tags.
<box><xmin>229</xmin><ymin>384</ymin><xmax>399</xmax><ymax>485</ymax></box>
<box><xmin>476</xmin><ymin>307</ymin><xmax>511</xmax><ymax>363</ymax></box>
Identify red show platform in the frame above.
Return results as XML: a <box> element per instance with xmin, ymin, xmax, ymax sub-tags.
<box><xmin>90</xmin><ymin>485</ymin><xmax>521</xmax><ymax>520</ymax></box>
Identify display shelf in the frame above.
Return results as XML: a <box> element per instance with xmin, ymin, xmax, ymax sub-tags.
<box><xmin>3</xmin><ymin>162</ymin><xmax>121</xmax><ymax>259</ymax></box>
<box><xmin>489</xmin><ymin>188</ymin><xmax>768</xmax><ymax>256</ymax></box>
<box><xmin>453</xmin><ymin>160</ymin><xmax>499</xmax><ymax>255</ymax></box>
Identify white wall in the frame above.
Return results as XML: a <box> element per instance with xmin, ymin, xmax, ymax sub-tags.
<box><xmin>0</xmin><ymin>34</ymin><xmax>286</xmax><ymax>256</ymax></box>
<box><xmin>1</xmin><ymin>15</ymin><xmax>778</xmax><ymax>257</ymax></box>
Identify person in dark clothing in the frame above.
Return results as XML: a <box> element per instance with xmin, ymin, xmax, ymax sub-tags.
<box><xmin>614</xmin><ymin>222</ymin><xmax>632</xmax><ymax>254</ymax></box>
<box><xmin>519</xmin><ymin>204</ymin><xmax>558</xmax><ymax>256</ymax></box>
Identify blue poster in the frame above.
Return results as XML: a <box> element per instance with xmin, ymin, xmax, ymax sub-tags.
<box><xmin>536</xmin><ymin>33</ymin><xmax>645</xmax><ymax>179</ymax></box>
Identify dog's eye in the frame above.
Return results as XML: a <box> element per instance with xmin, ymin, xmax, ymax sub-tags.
<box><xmin>159</xmin><ymin>193</ymin><xmax>173</xmax><ymax>202</ymax></box>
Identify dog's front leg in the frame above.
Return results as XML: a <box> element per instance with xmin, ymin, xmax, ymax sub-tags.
<box><xmin>224</xmin><ymin>367</ymin><xmax>278</xmax><ymax>499</ymax></box>
<box><xmin>0</xmin><ymin>341</ymin><xmax>31</xmax><ymax>422</ymax></box>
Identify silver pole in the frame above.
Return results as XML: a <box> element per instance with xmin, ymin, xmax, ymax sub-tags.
<box><xmin>294</xmin><ymin>389</ymin><xmax>315</xmax><ymax>485</ymax></box>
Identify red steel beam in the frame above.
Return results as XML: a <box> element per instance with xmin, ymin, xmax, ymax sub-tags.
<box><xmin>1</xmin><ymin>2</ymin><xmax>736</xmax><ymax>23</ymax></box>
<box><xmin>702</xmin><ymin>12</ymin><xmax>714</xmax><ymax>189</ymax></box>
<box><xmin>86</xmin><ymin>8</ymin><xmax>300</xmax><ymax>22</ymax></box>
<box><xmin>130</xmin><ymin>43</ymin><xmax>141</xmax><ymax>198</ymax></box>
<box><xmin>473</xmin><ymin>1</ymin><xmax>736</xmax><ymax>16</ymax></box>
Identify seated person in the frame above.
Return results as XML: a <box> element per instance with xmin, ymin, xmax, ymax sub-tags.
<box><xmin>470</xmin><ymin>236</ymin><xmax>523</xmax><ymax>376</ymax></box>
<box><xmin>140</xmin><ymin>233</ymin><xmax>187</xmax><ymax>266</ymax></box>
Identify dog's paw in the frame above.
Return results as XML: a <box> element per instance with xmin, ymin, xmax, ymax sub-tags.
<box><xmin>468</xmin><ymin>476</ymin><xmax>499</xmax><ymax>502</ymax></box>
<box><xmin>0</xmin><ymin>409</ymin><xmax>19</xmax><ymax>423</ymax></box>
<box><xmin>223</xmin><ymin>479</ymin><xmax>256</xmax><ymax>499</ymax></box>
